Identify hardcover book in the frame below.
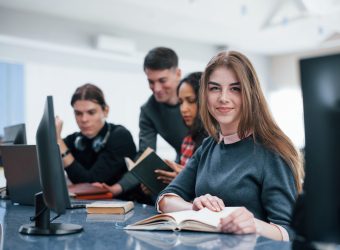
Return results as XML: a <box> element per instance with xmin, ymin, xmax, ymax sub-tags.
<box><xmin>125</xmin><ymin>147</ymin><xmax>172</xmax><ymax>195</ymax></box>
<box><xmin>68</xmin><ymin>182</ymin><xmax>113</xmax><ymax>200</ymax></box>
<box><xmin>86</xmin><ymin>200</ymin><xmax>134</xmax><ymax>214</ymax></box>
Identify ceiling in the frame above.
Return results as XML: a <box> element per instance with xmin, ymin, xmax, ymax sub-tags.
<box><xmin>1</xmin><ymin>0</ymin><xmax>340</xmax><ymax>55</ymax></box>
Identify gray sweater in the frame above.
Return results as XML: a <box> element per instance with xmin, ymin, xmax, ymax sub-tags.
<box><xmin>158</xmin><ymin>136</ymin><xmax>297</xmax><ymax>238</ymax></box>
<box><xmin>138</xmin><ymin>95</ymin><xmax>188</xmax><ymax>159</ymax></box>
<box><xmin>118</xmin><ymin>95</ymin><xmax>188</xmax><ymax>192</ymax></box>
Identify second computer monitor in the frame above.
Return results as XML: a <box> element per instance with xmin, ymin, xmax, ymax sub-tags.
<box><xmin>3</xmin><ymin>123</ymin><xmax>27</xmax><ymax>145</ymax></box>
<box><xmin>299</xmin><ymin>53</ymin><xmax>340</xmax><ymax>243</ymax></box>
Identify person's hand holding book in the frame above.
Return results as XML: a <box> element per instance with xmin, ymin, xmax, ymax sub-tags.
<box><xmin>140</xmin><ymin>183</ymin><xmax>152</xmax><ymax>195</ymax></box>
<box><xmin>155</xmin><ymin>159</ymin><xmax>184</xmax><ymax>184</ymax></box>
<box><xmin>92</xmin><ymin>182</ymin><xmax>123</xmax><ymax>197</ymax></box>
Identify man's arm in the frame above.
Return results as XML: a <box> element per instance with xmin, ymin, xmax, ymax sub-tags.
<box><xmin>138</xmin><ymin>106</ymin><xmax>157</xmax><ymax>157</ymax></box>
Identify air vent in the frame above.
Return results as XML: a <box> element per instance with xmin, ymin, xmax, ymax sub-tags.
<box><xmin>95</xmin><ymin>35</ymin><xmax>136</xmax><ymax>55</ymax></box>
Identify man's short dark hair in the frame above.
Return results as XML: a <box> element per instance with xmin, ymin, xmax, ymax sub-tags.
<box><xmin>143</xmin><ymin>47</ymin><xmax>178</xmax><ymax>71</ymax></box>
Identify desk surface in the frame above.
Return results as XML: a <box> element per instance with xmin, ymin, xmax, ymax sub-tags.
<box><xmin>0</xmin><ymin>200</ymin><xmax>293</xmax><ymax>250</ymax></box>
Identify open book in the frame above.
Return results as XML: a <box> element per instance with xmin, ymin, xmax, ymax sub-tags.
<box><xmin>125</xmin><ymin>147</ymin><xmax>172</xmax><ymax>195</ymax></box>
<box><xmin>125</xmin><ymin>207</ymin><xmax>240</xmax><ymax>232</ymax></box>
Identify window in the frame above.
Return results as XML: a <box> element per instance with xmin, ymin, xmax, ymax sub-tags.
<box><xmin>0</xmin><ymin>62</ymin><xmax>25</xmax><ymax>138</ymax></box>
<box><xmin>268</xmin><ymin>88</ymin><xmax>305</xmax><ymax>149</ymax></box>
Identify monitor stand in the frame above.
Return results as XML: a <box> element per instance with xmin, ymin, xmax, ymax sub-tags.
<box><xmin>19</xmin><ymin>192</ymin><xmax>83</xmax><ymax>235</ymax></box>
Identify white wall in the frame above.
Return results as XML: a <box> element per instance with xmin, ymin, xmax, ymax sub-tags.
<box><xmin>0</xmin><ymin>7</ymin><xmax>214</xmax><ymax>159</ymax></box>
<box><xmin>24</xmin><ymin>63</ymin><xmax>147</xmax><ymax>144</ymax></box>
<box><xmin>23</xmin><ymin>57</ymin><xmax>206</xmax><ymax>160</ymax></box>
<box><xmin>0</xmin><ymin>7</ymin><xmax>274</xmax><ymax>159</ymax></box>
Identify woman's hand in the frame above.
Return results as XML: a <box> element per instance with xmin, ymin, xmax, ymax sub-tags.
<box><xmin>219</xmin><ymin>207</ymin><xmax>258</xmax><ymax>235</ymax></box>
<box><xmin>155</xmin><ymin>159</ymin><xmax>184</xmax><ymax>184</ymax></box>
<box><xmin>192</xmin><ymin>194</ymin><xmax>225</xmax><ymax>212</ymax></box>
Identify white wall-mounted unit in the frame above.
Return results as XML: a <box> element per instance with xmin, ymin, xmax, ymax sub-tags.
<box><xmin>95</xmin><ymin>35</ymin><xmax>136</xmax><ymax>55</ymax></box>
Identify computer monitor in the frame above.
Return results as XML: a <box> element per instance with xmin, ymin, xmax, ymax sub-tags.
<box><xmin>19</xmin><ymin>96</ymin><xmax>82</xmax><ymax>235</ymax></box>
<box><xmin>3</xmin><ymin>123</ymin><xmax>27</xmax><ymax>145</ymax></box>
<box><xmin>296</xmin><ymin>53</ymin><xmax>340</xmax><ymax>243</ymax></box>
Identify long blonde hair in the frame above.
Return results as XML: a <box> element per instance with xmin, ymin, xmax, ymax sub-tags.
<box><xmin>200</xmin><ymin>51</ymin><xmax>304</xmax><ymax>193</ymax></box>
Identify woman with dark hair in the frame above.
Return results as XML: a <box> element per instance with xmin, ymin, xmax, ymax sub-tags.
<box><xmin>155</xmin><ymin>72</ymin><xmax>208</xmax><ymax>184</ymax></box>
<box><xmin>55</xmin><ymin>83</ymin><xmax>136</xmax><ymax>197</ymax></box>
<box><xmin>157</xmin><ymin>51</ymin><xmax>304</xmax><ymax>241</ymax></box>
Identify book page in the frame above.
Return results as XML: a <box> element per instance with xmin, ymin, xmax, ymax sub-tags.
<box><xmin>133</xmin><ymin>213</ymin><xmax>176</xmax><ymax>225</ymax></box>
<box><xmin>190</xmin><ymin>207</ymin><xmax>240</xmax><ymax>227</ymax></box>
<box><xmin>133</xmin><ymin>147</ymin><xmax>154</xmax><ymax>167</ymax></box>
<box><xmin>164</xmin><ymin>210</ymin><xmax>199</xmax><ymax>224</ymax></box>
<box><xmin>170</xmin><ymin>207</ymin><xmax>240</xmax><ymax>227</ymax></box>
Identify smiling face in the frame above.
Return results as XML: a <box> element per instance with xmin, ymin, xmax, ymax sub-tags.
<box><xmin>145</xmin><ymin>68</ymin><xmax>181</xmax><ymax>105</ymax></box>
<box><xmin>178</xmin><ymin>82</ymin><xmax>198</xmax><ymax>127</ymax></box>
<box><xmin>207</xmin><ymin>67</ymin><xmax>242</xmax><ymax>136</ymax></box>
<box><xmin>73</xmin><ymin>100</ymin><xmax>108</xmax><ymax>138</ymax></box>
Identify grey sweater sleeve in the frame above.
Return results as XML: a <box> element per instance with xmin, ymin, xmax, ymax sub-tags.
<box><xmin>138</xmin><ymin>105</ymin><xmax>157</xmax><ymax>156</ymax></box>
<box><xmin>117</xmin><ymin>172</ymin><xmax>140</xmax><ymax>192</ymax></box>
<box><xmin>261</xmin><ymin>152</ymin><xmax>297</xmax><ymax>239</ymax></box>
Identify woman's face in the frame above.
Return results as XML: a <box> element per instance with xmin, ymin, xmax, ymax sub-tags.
<box><xmin>178</xmin><ymin>82</ymin><xmax>198</xmax><ymax>127</ymax></box>
<box><xmin>207</xmin><ymin>67</ymin><xmax>242</xmax><ymax>136</ymax></box>
<box><xmin>73</xmin><ymin>100</ymin><xmax>108</xmax><ymax>138</ymax></box>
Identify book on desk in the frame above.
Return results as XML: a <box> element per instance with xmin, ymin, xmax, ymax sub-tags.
<box><xmin>68</xmin><ymin>183</ymin><xmax>113</xmax><ymax>200</ymax></box>
<box><xmin>86</xmin><ymin>200</ymin><xmax>134</xmax><ymax>214</ymax></box>
<box><xmin>86</xmin><ymin>210</ymin><xmax>134</xmax><ymax>223</ymax></box>
<box><xmin>125</xmin><ymin>207</ymin><xmax>240</xmax><ymax>232</ymax></box>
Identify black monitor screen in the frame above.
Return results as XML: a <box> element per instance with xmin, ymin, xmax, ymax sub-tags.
<box><xmin>19</xmin><ymin>96</ymin><xmax>82</xmax><ymax>235</ymax></box>
<box><xmin>300</xmin><ymin>53</ymin><xmax>340</xmax><ymax>243</ymax></box>
<box><xmin>35</xmin><ymin>96</ymin><xmax>70</xmax><ymax>214</ymax></box>
<box><xmin>3</xmin><ymin>123</ymin><xmax>27</xmax><ymax>145</ymax></box>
